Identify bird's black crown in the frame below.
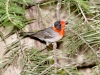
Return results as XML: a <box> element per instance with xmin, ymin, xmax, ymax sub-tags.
<box><xmin>54</xmin><ymin>21</ymin><xmax>61</xmax><ymax>30</ymax></box>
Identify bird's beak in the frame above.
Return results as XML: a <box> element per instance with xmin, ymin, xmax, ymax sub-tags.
<box><xmin>65</xmin><ymin>21</ymin><xmax>68</xmax><ymax>25</ymax></box>
<box><xmin>64</xmin><ymin>21</ymin><xmax>68</xmax><ymax>28</ymax></box>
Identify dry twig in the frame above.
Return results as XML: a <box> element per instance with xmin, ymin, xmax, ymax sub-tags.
<box><xmin>56</xmin><ymin>0</ymin><xmax>62</xmax><ymax>20</ymax></box>
<box><xmin>52</xmin><ymin>42</ymin><xmax>58</xmax><ymax>74</ymax></box>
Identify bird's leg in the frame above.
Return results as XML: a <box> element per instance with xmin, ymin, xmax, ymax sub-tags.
<box><xmin>52</xmin><ymin>42</ymin><xmax>58</xmax><ymax>74</ymax></box>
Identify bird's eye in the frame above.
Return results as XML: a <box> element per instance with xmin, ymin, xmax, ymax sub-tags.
<box><xmin>66</xmin><ymin>21</ymin><xmax>68</xmax><ymax>24</ymax></box>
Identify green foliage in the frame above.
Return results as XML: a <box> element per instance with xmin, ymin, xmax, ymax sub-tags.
<box><xmin>75</xmin><ymin>0</ymin><xmax>89</xmax><ymax>11</ymax></box>
<box><xmin>0</xmin><ymin>0</ymin><xmax>27</xmax><ymax>29</ymax></box>
<box><xmin>1</xmin><ymin>0</ymin><xmax>100</xmax><ymax>75</ymax></box>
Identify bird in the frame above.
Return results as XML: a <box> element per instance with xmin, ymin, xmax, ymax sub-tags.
<box><xmin>20</xmin><ymin>20</ymin><xmax>68</xmax><ymax>46</ymax></box>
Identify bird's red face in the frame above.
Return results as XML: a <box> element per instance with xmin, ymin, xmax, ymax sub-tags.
<box><xmin>60</xmin><ymin>20</ymin><xmax>66</xmax><ymax>29</ymax></box>
<box><xmin>52</xmin><ymin>20</ymin><xmax>68</xmax><ymax>36</ymax></box>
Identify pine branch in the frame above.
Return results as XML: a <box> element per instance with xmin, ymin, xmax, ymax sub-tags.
<box><xmin>39</xmin><ymin>64</ymin><xmax>54</xmax><ymax>75</ymax></box>
<box><xmin>78</xmin><ymin>3</ymin><xmax>88</xmax><ymax>23</ymax></box>
<box><xmin>6</xmin><ymin>0</ymin><xmax>15</xmax><ymax>24</ymax></box>
<box><xmin>67</xmin><ymin>27</ymin><xmax>98</xmax><ymax>60</ymax></box>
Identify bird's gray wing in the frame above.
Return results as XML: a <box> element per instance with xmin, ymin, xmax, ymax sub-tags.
<box><xmin>33</xmin><ymin>27</ymin><xmax>54</xmax><ymax>40</ymax></box>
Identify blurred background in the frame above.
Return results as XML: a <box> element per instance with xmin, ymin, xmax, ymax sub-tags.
<box><xmin>0</xmin><ymin>0</ymin><xmax>100</xmax><ymax>75</ymax></box>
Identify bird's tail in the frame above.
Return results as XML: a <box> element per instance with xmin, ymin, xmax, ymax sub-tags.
<box><xmin>19</xmin><ymin>32</ymin><xmax>35</xmax><ymax>37</ymax></box>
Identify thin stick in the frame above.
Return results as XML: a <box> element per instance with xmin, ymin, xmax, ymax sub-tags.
<box><xmin>52</xmin><ymin>0</ymin><xmax>62</xmax><ymax>74</ymax></box>
<box><xmin>52</xmin><ymin>42</ymin><xmax>58</xmax><ymax>74</ymax></box>
<box><xmin>78</xmin><ymin>4</ymin><xmax>88</xmax><ymax>23</ymax></box>
<box><xmin>56</xmin><ymin>0</ymin><xmax>62</xmax><ymax>20</ymax></box>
